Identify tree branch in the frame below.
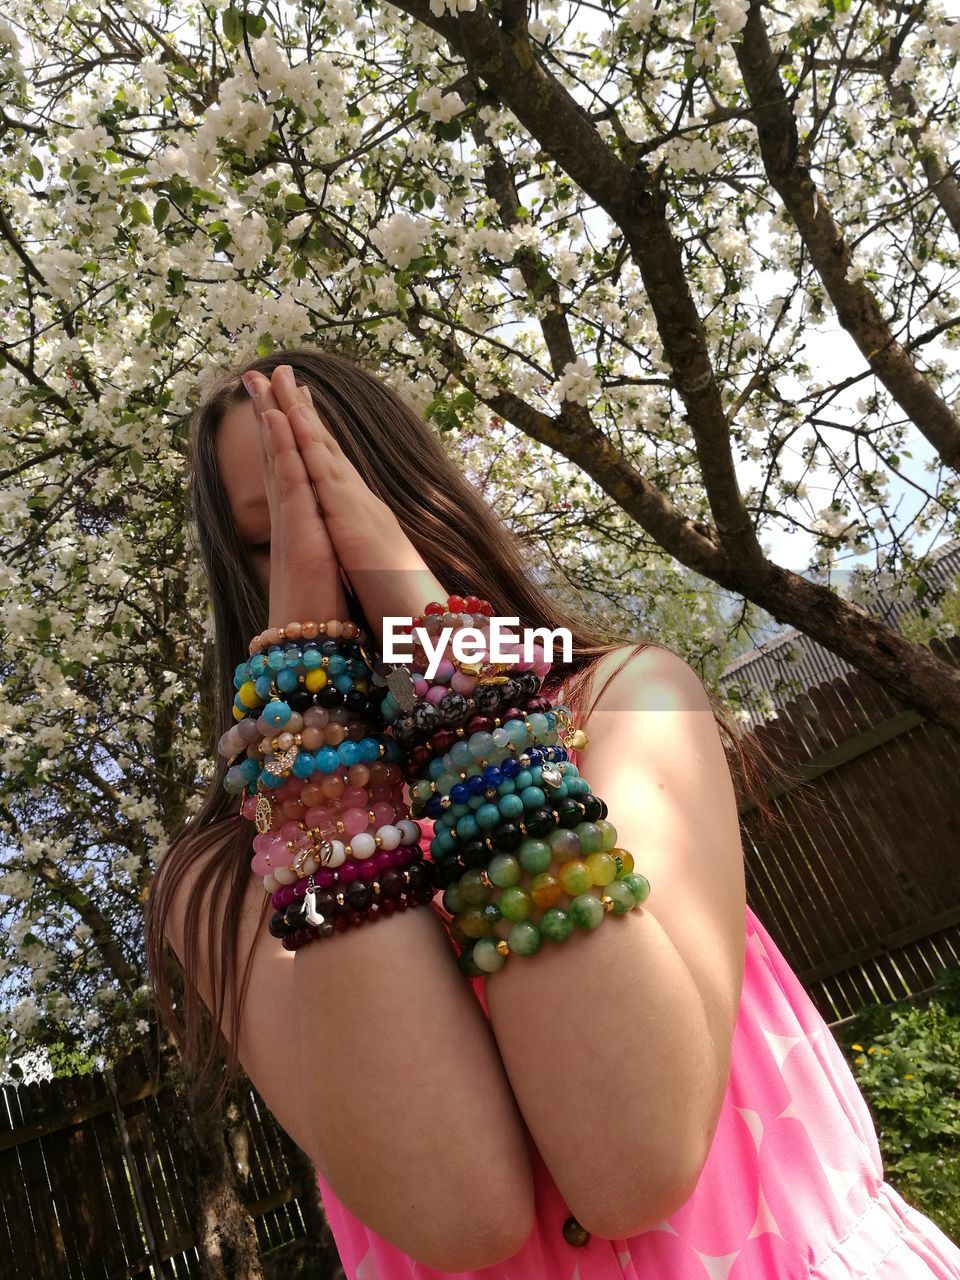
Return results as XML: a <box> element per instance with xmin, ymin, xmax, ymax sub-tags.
<box><xmin>734</xmin><ymin>0</ymin><xmax>960</xmax><ymax>470</ymax></box>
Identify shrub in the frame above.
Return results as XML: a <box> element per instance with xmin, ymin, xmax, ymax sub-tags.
<box><xmin>837</xmin><ymin>966</ymin><xmax>960</xmax><ymax>1241</ymax></box>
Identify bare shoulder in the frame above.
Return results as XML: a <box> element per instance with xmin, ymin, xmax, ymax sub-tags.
<box><xmin>578</xmin><ymin>642</ymin><xmax>714</xmax><ymax>723</ymax></box>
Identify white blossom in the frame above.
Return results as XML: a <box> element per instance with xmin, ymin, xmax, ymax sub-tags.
<box><xmin>554</xmin><ymin>357</ymin><xmax>601</xmax><ymax>406</ymax></box>
<box><xmin>370</xmin><ymin>211</ymin><xmax>427</xmax><ymax>269</ymax></box>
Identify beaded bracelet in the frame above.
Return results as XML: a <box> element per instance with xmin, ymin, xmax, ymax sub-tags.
<box><xmin>222</xmin><ymin>619</ymin><xmax>428</xmax><ymax>951</ymax></box>
<box><xmin>229</xmin><ymin>637</ymin><xmax>385</xmax><ymax>730</ymax></box>
<box><xmin>394</xmin><ymin>594</ymin><xmax>650</xmax><ymax>970</ymax></box>
<box><xmin>379</xmin><ymin>595</ymin><xmax>549</xmax><ymax>724</ymax></box>
<box><xmin>247</xmin><ymin>617</ymin><xmax>367</xmax><ymax>656</ymax></box>
<box><xmin>268</xmin><ymin>845</ymin><xmax>432</xmax><ymax>948</ymax></box>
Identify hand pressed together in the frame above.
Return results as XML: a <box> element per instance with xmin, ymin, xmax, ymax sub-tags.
<box><xmin>246</xmin><ymin>363</ymin><xmax>447</xmax><ymax>641</ymax></box>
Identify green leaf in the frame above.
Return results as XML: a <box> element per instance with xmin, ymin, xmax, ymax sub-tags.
<box><xmin>150</xmin><ymin>307</ymin><xmax>175</xmax><ymax>335</ymax></box>
<box><xmin>247</xmin><ymin>13</ymin><xmax>267</xmax><ymax>36</ymax></box>
<box><xmin>284</xmin><ymin>192</ymin><xmax>308</xmax><ymax>211</ymax></box>
<box><xmin>130</xmin><ymin>199</ymin><xmax>151</xmax><ymax>226</ymax></box>
<box><xmin>153</xmin><ymin>197</ymin><xmax>170</xmax><ymax>229</ymax></box>
<box><xmin>223</xmin><ymin>6</ymin><xmax>244</xmax><ymax>43</ymax></box>
<box><xmin>256</xmin><ymin>331</ymin><xmax>275</xmax><ymax>356</ymax></box>
<box><xmin>292</xmin><ymin>256</ymin><xmax>308</xmax><ymax>279</ymax></box>
<box><xmin>346</xmin><ymin>101</ymin><xmax>363</xmax><ymax>119</ymax></box>
<box><xmin>128</xmin><ymin>448</ymin><xmax>144</xmax><ymax>476</ymax></box>
<box><xmin>27</xmin><ymin>155</ymin><xmax>43</xmax><ymax>181</ymax></box>
<box><xmin>36</xmin><ymin>617</ymin><xmax>52</xmax><ymax>643</ymax></box>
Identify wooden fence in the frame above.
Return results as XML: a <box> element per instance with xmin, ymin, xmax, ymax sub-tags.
<box><xmin>0</xmin><ymin>1047</ymin><xmax>327</xmax><ymax>1280</ymax></box>
<box><xmin>738</xmin><ymin>635</ymin><xmax>960</xmax><ymax>1025</ymax></box>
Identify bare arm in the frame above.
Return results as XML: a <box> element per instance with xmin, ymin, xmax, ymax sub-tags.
<box><xmin>486</xmin><ymin>644</ymin><xmax>747</xmax><ymax>1239</ymax></box>
<box><xmin>163</xmin><ymin>833</ymin><xmax>535</xmax><ymax>1271</ymax></box>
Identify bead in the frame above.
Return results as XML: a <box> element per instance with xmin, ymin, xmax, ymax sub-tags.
<box><xmin>562</xmin><ymin>1216</ymin><xmax>590</xmax><ymax>1247</ymax></box>
<box><xmin>459</xmin><ymin>907</ymin><xmax>494</xmax><ymax>938</ymax></box>
<box><xmin>498</xmin><ymin>886</ymin><xmax>532</xmax><ymax>922</ymax></box>
<box><xmin>558</xmin><ymin>859</ymin><xmax>592</xmax><ymax>896</ymax></box>
<box><xmin>518</xmin><ymin>838</ymin><xmax>552</xmax><ymax>875</ymax></box>
<box><xmin>486</xmin><ymin>854</ymin><xmax>521</xmax><ymax>889</ymax></box>
<box><xmin>569</xmin><ymin>893</ymin><xmax>605</xmax><ymax>930</ymax></box>
<box><xmin>602</xmin><ymin>879</ymin><xmax>636</xmax><ymax>915</ymax></box>
<box><xmin>622</xmin><ymin>872</ymin><xmax>651</xmax><ymax>904</ymax></box>
<box><xmin>459</xmin><ymin>869</ymin><xmax>491</xmax><ymax>906</ymax></box>
<box><xmin>585</xmin><ymin>851</ymin><xmax>617</xmax><ymax>886</ymax></box>
<box><xmin>472</xmin><ymin>937</ymin><xmax>508</xmax><ymax>973</ymax></box>
<box><xmin>529</xmin><ymin>872</ymin><xmax>563</xmax><ymax>909</ymax></box>
<box><xmin>612</xmin><ymin>848</ymin><xmax>635</xmax><ymax>875</ymax></box>
<box><xmin>547</xmin><ymin>827</ymin><xmax>581</xmax><ymax>859</ymax></box>
<box><xmin>596</xmin><ymin>819</ymin><xmax>618</xmax><ymax>851</ymax></box>
<box><xmin>539</xmin><ymin>907</ymin><xmax>573</xmax><ymax>943</ymax></box>
<box><xmin>507</xmin><ymin>920</ymin><xmax>541</xmax><ymax>957</ymax></box>
<box><xmin>262</xmin><ymin>700</ymin><xmax>293</xmax><ymax>729</ymax></box>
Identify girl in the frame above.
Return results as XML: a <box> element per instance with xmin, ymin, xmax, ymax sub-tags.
<box><xmin>145</xmin><ymin>348</ymin><xmax>960</xmax><ymax>1279</ymax></box>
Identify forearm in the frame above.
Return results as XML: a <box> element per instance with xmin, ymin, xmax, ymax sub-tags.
<box><xmin>486</xmin><ymin>907</ymin><xmax>719</xmax><ymax>1239</ymax></box>
<box><xmin>292</xmin><ymin>903</ymin><xmax>535</xmax><ymax>1270</ymax></box>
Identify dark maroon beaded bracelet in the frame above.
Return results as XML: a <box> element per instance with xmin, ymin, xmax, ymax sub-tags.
<box><xmin>279</xmin><ymin>880</ymin><xmax>434</xmax><ymax>951</ymax></box>
<box><xmin>269</xmin><ymin>842</ymin><xmax>425</xmax><ymax>911</ymax></box>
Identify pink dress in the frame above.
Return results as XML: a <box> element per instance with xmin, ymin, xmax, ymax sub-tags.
<box><xmin>314</xmin><ymin>728</ymin><xmax>960</xmax><ymax>1279</ymax></box>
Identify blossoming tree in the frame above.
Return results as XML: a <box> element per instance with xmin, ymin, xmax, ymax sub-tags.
<box><xmin>0</xmin><ymin>0</ymin><xmax>958</xmax><ymax>1268</ymax></box>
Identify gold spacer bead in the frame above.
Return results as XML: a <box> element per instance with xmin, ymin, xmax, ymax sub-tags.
<box><xmin>374</xmin><ymin>835</ymin><xmax>382</xmax><ymax>846</ymax></box>
<box><xmin>335</xmin><ymin>891</ymin><xmax>345</xmax><ymax>906</ymax></box>
<box><xmin>495</xmin><ymin>940</ymin><xmax>511</xmax><ymax>955</ymax></box>
<box><xmin>478</xmin><ymin>870</ymin><xmax>492</xmax><ymax>887</ymax></box>
<box><xmin>518</xmin><ymin>822</ymin><xmax>527</xmax><ymax>834</ymax></box>
<box><xmin>600</xmin><ymin>896</ymin><xmax>615</xmax><ymax>913</ymax></box>
<box><xmin>372</xmin><ymin>880</ymin><xmax>381</xmax><ymax>893</ymax></box>
<box><xmin>335</xmin><ymin>820</ymin><xmax>345</xmax><ymax>832</ymax></box>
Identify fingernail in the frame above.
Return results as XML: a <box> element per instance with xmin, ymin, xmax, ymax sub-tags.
<box><xmin>299</xmin><ymin>385</ymin><xmax>312</xmax><ymax>404</ymax></box>
<box><xmin>240</xmin><ymin>372</ymin><xmax>258</xmax><ymax>402</ymax></box>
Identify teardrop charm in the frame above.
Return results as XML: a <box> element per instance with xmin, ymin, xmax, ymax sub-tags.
<box><xmin>255</xmin><ymin>792</ymin><xmax>274</xmax><ymax>834</ymax></box>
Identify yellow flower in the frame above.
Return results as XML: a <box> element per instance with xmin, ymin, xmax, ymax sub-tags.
<box><xmin>867</xmin><ymin>1047</ymin><xmax>876</xmax><ymax>1054</ymax></box>
<box><xmin>903</xmin><ymin>1074</ymin><xmax>914</xmax><ymax>1080</ymax></box>
<box><xmin>856</xmin><ymin>1055</ymin><xmax>866</xmax><ymax>1065</ymax></box>
<box><xmin>851</xmin><ymin>1043</ymin><xmax>863</xmax><ymax>1051</ymax></box>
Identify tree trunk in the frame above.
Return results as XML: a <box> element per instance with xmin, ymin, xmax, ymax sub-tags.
<box><xmin>158</xmin><ymin>975</ymin><xmax>265</xmax><ymax>1280</ymax></box>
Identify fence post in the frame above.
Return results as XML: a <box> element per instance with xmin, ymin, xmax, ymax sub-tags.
<box><xmin>104</xmin><ymin>1066</ymin><xmax>167</xmax><ymax>1277</ymax></box>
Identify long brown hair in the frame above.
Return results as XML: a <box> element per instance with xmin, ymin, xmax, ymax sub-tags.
<box><xmin>144</xmin><ymin>344</ymin><xmax>772</xmax><ymax>1116</ymax></box>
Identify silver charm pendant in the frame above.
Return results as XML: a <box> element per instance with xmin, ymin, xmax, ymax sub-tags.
<box><xmin>540</xmin><ymin>764</ymin><xmax>563</xmax><ymax>790</ymax></box>
<box><xmin>304</xmin><ymin>885</ymin><xmax>326</xmax><ymax>927</ymax></box>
